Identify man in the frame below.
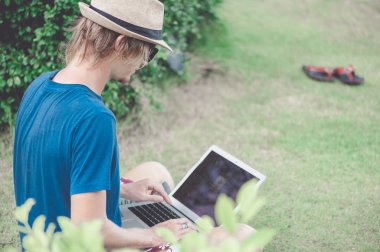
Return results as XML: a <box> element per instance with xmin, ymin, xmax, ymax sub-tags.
<box><xmin>14</xmin><ymin>0</ymin><xmax>255</xmax><ymax>250</ymax></box>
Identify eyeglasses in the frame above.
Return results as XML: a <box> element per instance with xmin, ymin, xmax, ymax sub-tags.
<box><xmin>137</xmin><ymin>46</ymin><xmax>159</xmax><ymax>70</ymax></box>
<box><xmin>147</xmin><ymin>47</ymin><xmax>159</xmax><ymax>63</ymax></box>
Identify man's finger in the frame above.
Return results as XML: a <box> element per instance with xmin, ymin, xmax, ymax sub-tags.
<box><xmin>176</xmin><ymin>219</ymin><xmax>196</xmax><ymax>235</ymax></box>
<box><xmin>175</xmin><ymin>218</ymin><xmax>189</xmax><ymax>224</ymax></box>
<box><xmin>152</xmin><ymin>183</ymin><xmax>172</xmax><ymax>204</ymax></box>
<box><xmin>144</xmin><ymin>194</ymin><xmax>164</xmax><ymax>202</ymax></box>
<box><xmin>180</xmin><ymin>226</ymin><xmax>196</xmax><ymax>235</ymax></box>
<box><xmin>187</xmin><ymin>222</ymin><xmax>198</xmax><ymax>232</ymax></box>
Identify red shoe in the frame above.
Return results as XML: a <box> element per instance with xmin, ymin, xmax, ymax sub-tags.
<box><xmin>333</xmin><ymin>65</ymin><xmax>364</xmax><ymax>85</ymax></box>
<box><xmin>302</xmin><ymin>65</ymin><xmax>335</xmax><ymax>82</ymax></box>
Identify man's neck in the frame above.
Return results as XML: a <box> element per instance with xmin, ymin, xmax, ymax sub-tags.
<box><xmin>52</xmin><ymin>58</ymin><xmax>111</xmax><ymax>96</ymax></box>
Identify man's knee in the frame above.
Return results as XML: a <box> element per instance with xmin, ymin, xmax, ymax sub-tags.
<box><xmin>236</xmin><ymin>223</ymin><xmax>256</xmax><ymax>239</ymax></box>
<box><xmin>209</xmin><ymin>224</ymin><xmax>259</xmax><ymax>250</ymax></box>
<box><xmin>126</xmin><ymin>161</ymin><xmax>174</xmax><ymax>190</ymax></box>
<box><xmin>143</xmin><ymin>161</ymin><xmax>168</xmax><ymax>174</ymax></box>
<box><xmin>147</xmin><ymin>161</ymin><xmax>174</xmax><ymax>189</ymax></box>
<box><xmin>236</xmin><ymin>224</ymin><xmax>263</xmax><ymax>252</ymax></box>
<box><xmin>140</xmin><ymin>162</ymin><xmax>174</xmax><ymax>190</ymax></box>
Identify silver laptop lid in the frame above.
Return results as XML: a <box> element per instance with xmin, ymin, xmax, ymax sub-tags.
<box><xmin>170</xmin><ymin>145</ymin><xmax>266</xmax><ymax>223</ymax></box>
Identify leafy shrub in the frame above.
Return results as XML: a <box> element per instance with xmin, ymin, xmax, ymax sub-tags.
<box><xmin>8</xmin><ymin>179</ymin><xmax>274</xmax><ymax>252</ymax></box>
<box><xmin>0</xmin><ymin>0</ymin><xmax>222</xmax><ymax>129</ymax></box>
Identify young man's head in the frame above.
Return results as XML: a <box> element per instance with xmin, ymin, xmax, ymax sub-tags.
<box><xmin>65</xmin><ymin>17</ymin><xmax>154</xmax><ymax>83</ymax></box>
<box><xmin>66</xmin><ymin>0</ymin><xmax>172</xmax><ymax>83</ymax></box>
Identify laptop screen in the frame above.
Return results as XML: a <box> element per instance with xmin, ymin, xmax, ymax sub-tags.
<box><xmin>173</xmin><ymin>151</ymin><xmax>258</xmax><ymax>222</ymax></box>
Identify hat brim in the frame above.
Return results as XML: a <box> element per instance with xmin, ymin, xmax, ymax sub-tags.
<box><xmin>79</xmin><ymin>2</ymin><xmax>173</xmax><ymax>52</ymax></box>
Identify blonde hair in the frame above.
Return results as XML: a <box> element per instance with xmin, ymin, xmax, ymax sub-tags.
<box><xmin>65</xmin><ymin>17</ymin><xmax>152</xmax><ymax>66</ymax></box>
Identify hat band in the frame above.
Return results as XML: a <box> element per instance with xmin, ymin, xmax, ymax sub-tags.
<box><xmin>89</xmin><ymin>5</ymin><xmax>162</xmax><ymax>40</ymax></box>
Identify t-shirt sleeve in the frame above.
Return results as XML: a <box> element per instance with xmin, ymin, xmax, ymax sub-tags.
<box><xmin>70</xmin><ymin>112</ymin><xmax>117</xmax><ymax>195</ymax></box>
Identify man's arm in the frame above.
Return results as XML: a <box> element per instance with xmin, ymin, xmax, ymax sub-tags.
<box><xmin>71</xmin><ymin>190</ymin><xmax>159</xmax><ymax>249</ymax></box>
<box><xmin>71</xmin><ymin>191</ymin><xmax>192</xmax><ymax>249</ymax></box>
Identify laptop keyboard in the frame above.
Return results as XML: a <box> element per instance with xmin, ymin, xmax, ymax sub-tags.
<box><xmin>129</xmin><ymin>202</ymin><xmax>181</xmax><ymax>227</ymax></box>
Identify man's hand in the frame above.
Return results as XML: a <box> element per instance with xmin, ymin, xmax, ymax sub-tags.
<box><xmin>152</xmin><ymin>218</ymin><xmax>196</xmax><ymax>243</ymax></box>
<box><xmin>120</xmin><ymin>178</ymin><xmax>172</xmax><ymax>204</ymax></box>
<box><xmin>71</xmin><ymin>191</ymin><xmax>169</xmax><ymax>249</ymax></box>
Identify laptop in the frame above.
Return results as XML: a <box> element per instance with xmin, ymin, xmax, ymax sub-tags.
<box><xmin>120</xmin><ymin>145</ymin><xmax>266</xmax><ymax>228</ymax></box>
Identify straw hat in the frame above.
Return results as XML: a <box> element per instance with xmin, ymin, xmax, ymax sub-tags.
<box><xmin>79</xmin><ymin>0</ymin><xmax>173</xmax><ymax>52</ymax></box>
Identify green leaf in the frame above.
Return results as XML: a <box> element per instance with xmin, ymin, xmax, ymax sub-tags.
<box><xmin>15</xmin><ymin>198</ymin><xmax>36</xmax><ymax>226</ymax></box>
<box><xmin>57</xmin><ymin>217</ymin><xmax>76</xmax><ymax>234</ymax></box>
<box><xmin>215</xmin><ymin>194</ymin><xmax>236</xmax><ymax>233</ymax></box>
<box><xmin>236</xmin><ymin>179</ymin><xmax>258</xmax><ymax>214</ymax></box>
<box><xmin>34</xmin><ymin>229</ymin><xmax>50</xmax><ymax>249</ymax></box>
<box><xmin>241</xmin><ymin>198</ymin><xmax>266</xmax><ymax>223</ymax></box>
<box><xmin>179</xmin><ymin>232</ymin><xmax>208</xmax><ymax>252</ymax></box>
<box><xmin>155</xmin><ymin>227</ymin><xmax>177</xmax><ymax>244</ymax></box>
<box><xmin>52</xmin><ymin>225</ymin><xmax>105</xmax><ymax>252</ymax></box>
<box><xmin>220</xmin><ymin>237</ymin><xmax>240</xmax><ymax>252</ymax></box>
<box><xmin>80</xmin><ymin>220</ymin><xmax>104</xmax><ymax>251</ymax></box>
<box><xmin>20</xmin><ymin>215</ymin><xmax>50</xmax><ymax>251</ymax></box>
<box><xmin>45</xmin><ymin>223</ymin><xmax>56</xmax><ymax>241</ymax></box>
<box><xmin>22</xmin><ymin>236</ymin><xmax>37</xmax><ymax>251</ymax></box>
<box><xmin>23</xmin><ymin>231</ymin><xmax>50</xmax><ymax>252</ymax></box>
<box><xmin>196</xmin><ymin>216</ymin><xmax>215</xmax><ymax>233</ymax></box>
<box><xmin>32</xmin><ymin>215</ymin><xmax>46</xmax><ymax>233</ymax></box>
<box><xmin>6</xmin><ymin>78</ymin><xmax>13</xmax><ymax>87</ymax></box>
<box><xmin>17</xmin><ymin>225</ymin><xmax>30</xmax><ymax>234</ymax></box>
<box><xmin>51</xmin><ymin>233</ymin><xmax>63</xmax><ymax>252</ymax></box>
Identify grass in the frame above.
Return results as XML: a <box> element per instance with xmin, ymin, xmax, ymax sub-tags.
<box><xmin>194</xmin><ymin>0</ymin><xmax>380</xmax><ymax>250</ymax></box>
<box><xmin>0</xmin><ymin>131</ymin><xmax>18</xmax><ymax>249</ymax></box>
<box><xmin>1</xmin><ymin>0</ymin><xmax>380</xmax><ymax>251</ymax></box>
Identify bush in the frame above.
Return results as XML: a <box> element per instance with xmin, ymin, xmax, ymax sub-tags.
<box><xmin>0</xmin><ymin>0</ymin><xmax>223</xmax><ymax>129</ymax></box>
<box><xmin>9</xmin><ymin>180</ymin><xmax>275</xmax><ymax>252</ymax></box>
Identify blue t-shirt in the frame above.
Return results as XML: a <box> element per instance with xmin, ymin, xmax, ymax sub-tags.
<box><xmin>13</xmin><ymin>70</ymin><xmax>121</xmax><ymax>242</ymax></box>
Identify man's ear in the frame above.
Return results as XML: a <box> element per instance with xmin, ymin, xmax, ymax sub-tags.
<box><xmin>114</xmin><ymin>35</ymin><xmax>126</xmax><ymax>52</ymax></box>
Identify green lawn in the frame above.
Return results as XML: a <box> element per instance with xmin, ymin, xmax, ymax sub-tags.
<box><xmin>194</xmin><ymin>0</ymin><xmax>380</xmax><ymax>250</ymax></box>
<box><xmin>1</xmin><ymin>0</ymin><xmax>380</xmax><ymax>251</ymax></box>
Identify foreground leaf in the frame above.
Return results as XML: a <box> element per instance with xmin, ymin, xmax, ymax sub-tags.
<box><xmin>215</xmin><ymin>194</ymin><xmax>236</xmax><ymax>233</ymax></box>
<box><xmin>220</xmin><ymin>237</ymin><xmax>240</xmax><ymax>252</ymax></box>
<box><xmin>236</xmin><ymin>179</ymin><xmax>258</xmax><ymax>214</ymax></box>
<box><xmin>155</xmin><ymin>227</ymin><xmax>177</xmax><ymax>244</ymax></box>
<box><xmin>15</xmin><ymin>198</ymin><xmax>35</xmax><ymax>225</ymax></box>
<box><xmin>180</xmin><ymin>232</ymin><xmax>208</xmax><ymax>252</ymax></box>
<box><xmin>241</xmin><ymin>198</ymin><xmax>266</xmax><ymax>223</ymax></box>
<box><xmin>196</xmin><ymin>216</ymin><xmax>215</xmax><ymax>233</ymax></box>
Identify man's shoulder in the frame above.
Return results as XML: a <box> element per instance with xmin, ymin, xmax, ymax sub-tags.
<box><xmin>78</xmin><ymin>104</ymin><xmax>116</xmax><ymax>123</ymax></box>
<box><xmin>22</xmin><ymin>70</ymin><xmax>59</xmax><ymax>99</ymax></box>
<box><xmin>29</xmin><ymin>70</ymin><xmax>58</xmax><ymax>86</ymax></box>
<box><xmin>72</xmin><ymin>94</ymin><xmax>114</xmax><ymax>118</ymax></box>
